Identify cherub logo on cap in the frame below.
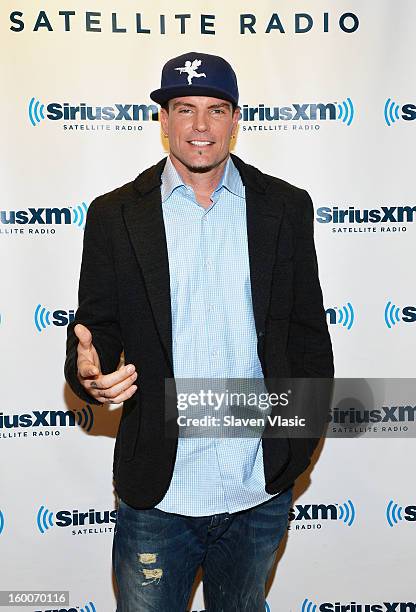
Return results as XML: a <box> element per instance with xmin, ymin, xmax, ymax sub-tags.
<box><xmin>150</xmin><ymin>52</ymin><xmax>239</xmax><ymax>106</ymax></box>
<box><xmin>174</xmin><ymin>59</ymin><xmax>206</xmax><ymax>85</ymax></box>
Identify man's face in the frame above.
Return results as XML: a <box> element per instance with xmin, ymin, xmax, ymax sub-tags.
<box><xmin>160</xmin><ymin>96</ymin><xmax>240</xmax><ymax>173</ymax></box>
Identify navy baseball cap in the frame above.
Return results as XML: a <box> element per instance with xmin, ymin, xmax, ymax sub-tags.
<box><xmin>150</xmin><ymin>51</ymin><xmax>239</xmax><ymax>107</ymax></box>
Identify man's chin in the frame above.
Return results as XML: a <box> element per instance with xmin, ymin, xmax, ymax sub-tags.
<box><xmin>178</xmin><ymin>154</ymin><xmax>229</xmax><ymax>174</ymax></box>
<box><xmin>185</xmin><ymin>163</ymin><xmax>219</xmax><ymax>174</ymax></box>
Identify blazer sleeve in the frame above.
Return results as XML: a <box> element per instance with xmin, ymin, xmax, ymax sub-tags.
<box><xmin>287</xmin><ymin>189</ymin><xmax>334</xmax><ymax>379</ymax></box>
<box><xmin>64</xmin><ymin>198</ymin><xmax>123</xmax><ymax>404</ymax></box>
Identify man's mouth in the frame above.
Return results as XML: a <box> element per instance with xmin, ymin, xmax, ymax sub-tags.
<box><xmin>188</xmin><ymin>140</ymin><xmax>214</xmax><ymax>147</ymax></box>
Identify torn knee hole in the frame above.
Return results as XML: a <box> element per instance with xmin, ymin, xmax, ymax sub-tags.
<box><xmin>138</xmin><ymin>553</ymin><xmax>157</xmax><ymax>564</ymax></box>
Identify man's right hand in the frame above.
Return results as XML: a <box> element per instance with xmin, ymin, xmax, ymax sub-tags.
<box><xmin>74</xmin><ymin>323</ymin><xmax>137</xmax><ymax>404</ymax></box>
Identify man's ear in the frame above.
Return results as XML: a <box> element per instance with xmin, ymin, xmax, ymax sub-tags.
<box><xmin>231</xmin><ymin>106</ymin><xmax>241</xmax><ymax>135</ymax></box>
<box><xmin>160</xmin><ymin>106</ymin><xmax>169</xmax><ymax>136</ymax></box>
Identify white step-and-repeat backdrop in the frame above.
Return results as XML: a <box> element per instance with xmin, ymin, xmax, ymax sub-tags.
<box><xmin>1</xmin><ymin>1</ymin><xmax>415</xmax><ymax>610</ymax></box>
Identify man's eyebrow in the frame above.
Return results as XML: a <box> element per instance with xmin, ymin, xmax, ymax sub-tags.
<box><xmin>171</xmin><ymin>101</ymin><xmax>232</xmax><ymax>110</ymax></box>
<box><xmin>172</xmin><ymin>102</ymin><xmax>195</xmax><ymax>110</ymax></box>
<box><xmin>207</xmin><ymin>102</ymin><xmax>230</xmax><ymax>108</ymax></box>
<box><xmin>207</xmin><ymin>102</ymin><xmax>232</xmax><ymax>110</ymax></box>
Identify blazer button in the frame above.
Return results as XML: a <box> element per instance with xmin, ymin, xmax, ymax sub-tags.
<box><xmin>258</xmin><ymin>331</ymin><xmax>264</xmax><ymax>338</ymax></box>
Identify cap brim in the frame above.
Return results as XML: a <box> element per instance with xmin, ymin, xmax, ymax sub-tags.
<box><xmin>150</xmin><ymin>85</ymin><xmax>237</xmax><ymax>106</ymax></box>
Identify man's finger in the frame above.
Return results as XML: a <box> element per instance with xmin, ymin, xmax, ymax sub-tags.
<box><xmin>89</xmin><ymin>371</ymin><xmax>138</xmax><ymax>399</ymax></box>
<box><xmin>96</xmin><ymin>384</ymin><xmax>138</xmax><ymax>405</ymax></box>
<box><xmin>86</xmin><ymin>364</ymin><xmax>136</xmax><ymax>390</ymax></box>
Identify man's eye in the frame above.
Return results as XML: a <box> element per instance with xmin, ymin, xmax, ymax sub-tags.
<box><xmin>179</xmin><ymin>108</ymin><xmax>192</xmax><ymax>114</ymax></box>
<box><xmin>212</xmin><ymin>109</ymin><xmax>225</xmax><ymax>114</ymax></box>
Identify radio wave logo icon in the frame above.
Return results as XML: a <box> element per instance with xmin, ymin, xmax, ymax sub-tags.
<box><xmin>337</xmin><ymin>302</ymin><xmax>354</xmax><ymax>329</ymax></box>
<box><xmin>384</xmin><ymin>98</ymin><xmax>400</xmax><ymax>126</ymax></box>
<box><xmin>36</xmin><ymin>505</ymin><xmax>54</xmax><ymax>534</ymax></box>
<box><xmin>76</xmin><ymin>405</ymin><xmax>94</xmax><ymax>432</ymax></box>
<box><xmin>326</xmin><ymin>302</ymin><xmax>354</xmax><ymax>330</ymax></box>
<box><xmin>384</xmin><ymin>301</ymin><xmax>401</xmax><ymax>328</ymax></box>
<box><xmin>0</xmin><ymin>510</ymin><xmax>4</xmax><ymax>535</ymax></box>
<box><xmin>337</xmin><ymin>97</ymin><xmax>354</xmax><ymax>126</ymax></box>
<box><xmin>72</xmin><ymin>202</ymin><xmax>89</xmax><ymax>229</ymax></box>
<box><xmin>265</xmin><ymin>603</ymin><xmax>271</xmax><ymax>612</ymax></box>
<box><xmin>301</xmin><ymin>598</ymin><xmax>317</xmax><ymax>612</ymax></box>
<box><xmin>338</xmin><ymin>499</ymin><xmax>355</xmax><ymax>526</ymax></box>
<box><xmin>80</xmin><ymin>602</ymin><xmax>96</xmax><ymax>612</ymax></box>
<box><xmin>386</xmin><ymin>500</ymin><xmax>404</xmax><ymax>527</ymax></box>
<box><xmin>28</xmin><ymin>97</ymin><xmax>45</xmax><ymax>126</ymax></box>
<box><xmin>34</xmin><ymin>304</ymin><xmax>51</xmax><ymax>332</ymax></box>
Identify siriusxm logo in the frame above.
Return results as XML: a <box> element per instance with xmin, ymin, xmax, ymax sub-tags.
<box><xmin>384</xmin><ymin>301</ymin><xmax>416</xmax><ymax>328</ymax></box>
<box><xmin>326</xmin><ymin>303</ymin><xmax>354</xmax><ymax>330</ymax></box>
<box><xmin>384</xmin><ymin>98</ymin><xmax>416</xmax><ymax>126</ymax></box>
<box><xmin>241</xmin><ymin>98</ymin><xmax>354</xmax><ymax>125</ymax></box>
<box><xmin>0</xmin><ymin>407</ymin><xmax>94</xmax><ymax>432</ymax></box>
<box><xmin>302</xmin><ymin>599</ymin><xmax>416</xmax><ymax>612</ymax></box>
<box><xmin>29</xmin><ymin>97</ymin><xmax>158</xmax><ymax>126</ymax></box>
<box><xmin>35</xmin><ymin>601</ymin><xmax>96</xmax><ymax>612</ymax></box>
<box><xmin>317</xmin><ymin>205</ymin><xmax>416</xmax><ymax>224</ymax></box>
<box><xmin>386</xmin><ymin>500</ymin><xmax>416</xmax><ymax>527</ymax></box>
<box><xmin>289</xmin><ymin>500</ymin><xmax>356</xmax><ymax>527</ymax></box>
<box><xmin>330</xmin><ymin>405</ymin><xmax>416</xmax><ymax>425</ymax></box>
<box><xmin>0</xmin><ymin>203</ymin><xmax>88</xmax><ymax>228</ymax></box>
<box><xmin>34</xmin><ymin>305</ymin><xmax>75</xmax><ymax>332</ymax></box>
<box><xmin>36</xmin><ymin>506</ymin><xmax>116</xmax><ymax>534</ymax></box>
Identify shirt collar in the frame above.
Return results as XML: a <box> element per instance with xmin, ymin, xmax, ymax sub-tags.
<box><xmin>220</xmin><ymin>156</ymin><xmax>245</xmax><ymax>199</ymax></box>
<box><xmin>161</xmin><ymin>155</ymin><xmax>244</xmax><ymax>203</ymax></box>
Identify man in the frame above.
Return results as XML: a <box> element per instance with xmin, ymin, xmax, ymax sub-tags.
<box><xmin>65</xmin><ymin>52</ymin><xmax>334</xmax><ymax>611</ymax></box>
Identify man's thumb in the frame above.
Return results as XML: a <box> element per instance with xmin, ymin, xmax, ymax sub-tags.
<box><xmin>74</xmin><ymin>323</ymin><xmax>93</xmax><ymax>349</ymax></box>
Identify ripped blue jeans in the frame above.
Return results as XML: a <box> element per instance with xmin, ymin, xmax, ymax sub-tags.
<box><xmin>113</xmin><ymin>486</ymin><xmax>292</xmax><ymax>612</ymax></box>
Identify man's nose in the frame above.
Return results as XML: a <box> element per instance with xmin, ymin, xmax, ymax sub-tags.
<box><xmin>192</xmin><ymin>110</ymin><xmax>208</xmax><ymax>132</ymax></box>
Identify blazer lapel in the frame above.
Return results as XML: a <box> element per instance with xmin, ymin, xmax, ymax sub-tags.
<box><xmin>122</xmin><ymin>158</ymin><xmax>174</xmax><ymax>373</ymax></box>
<box><xmin>231</xmin><ymin>154</ymin><xmax>285</xmax><ymax>337</ymax></box>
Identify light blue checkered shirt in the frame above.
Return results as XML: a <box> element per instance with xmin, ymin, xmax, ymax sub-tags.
<box><xmin>155</xmin><ymin>156</ymin><xmax>278</xmax><ymax>516</ymax></box>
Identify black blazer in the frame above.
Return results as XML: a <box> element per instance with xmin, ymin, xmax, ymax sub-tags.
<box><xmin>64</xmin><ymin>154</ymin><xmax>334</xmax><ymax>509</ymax></box>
